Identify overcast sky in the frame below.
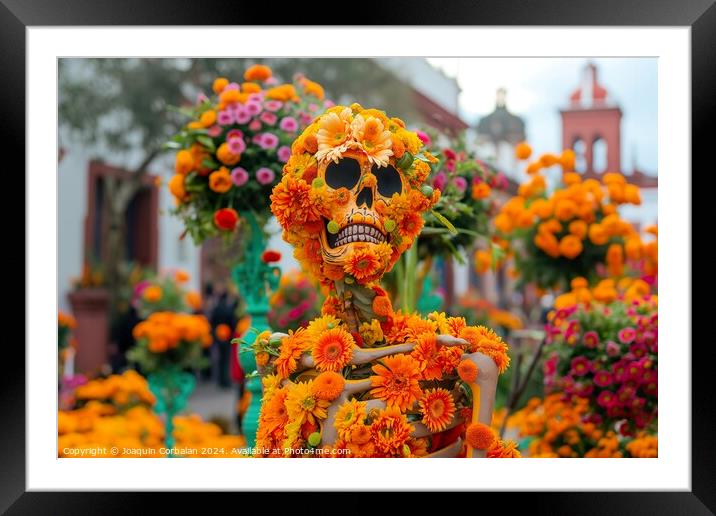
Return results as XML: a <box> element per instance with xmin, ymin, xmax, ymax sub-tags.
<box><xmin>427</xmin><ymin>58</ymin><xmax>658</xmax><ymax>174</ymax></box>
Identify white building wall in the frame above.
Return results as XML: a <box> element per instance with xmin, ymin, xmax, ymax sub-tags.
<box><xmin>375</xmin><ymin>58</ymin><xmax>460</xmax><ymax>113</ymax></box>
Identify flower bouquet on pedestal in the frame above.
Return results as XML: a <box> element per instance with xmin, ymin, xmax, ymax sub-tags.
<box><xmin>166</xmin><ymin>65</ymin><xmax>332</xmax><ymax>244</ymax></box>
<box><xmin>240</xmin><ymin>104</ymin><xmax>515</xmax><ymax>458</ymax></box>
<box><xmin>268</xmin><ymin>269</ymin><xmax>322</xmax><ymax>333</ymax></box>
<box><xmin>487</xmin><ymin>145</ymin><xmax>648</xmax><ymax>290</ymax></box>
<box><xmin>133</xmin><ymin>269</ymin><xmax>202</xmax><ymax>318</ymax></box>
<box><xmin>127</xmin><ymin>311</ymin><xmax>212</xmax><ymax>453</ymax></box>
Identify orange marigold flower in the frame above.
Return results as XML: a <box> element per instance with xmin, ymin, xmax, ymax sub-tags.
<box><xmin>175</xmin><ymin>149</ymin><xmax>194</xmax><ymax>175</ymax></box>
<box><xmin>143</xmin><ymin>285</ymin><xmax>162</xmax><ymax>303</ymax></box>
<box><xmin>244</xmin><ymin>64</ymin><xmax>272</xmax><ymax>82</ymax></box>
<box><xmin>370</xmin><ymin>354</ymin><xmax>423</xmax><ymax>411</ymax></box>
<box><xmin>334</xmin><ymin>399</ymin><xmax>367</xmax><ymax>440</ymax></box>
<box><xmin>465</xmin><ymin>422</ymin><xmax>497</xmax><ymax>450</ymax></box>
<box><xmin>472</xmin><ymin>182</ymin><xmax>492</xmax><ymax>200</ymax></box>
<box><xmin>311</xmin><ymin>371</ymin><xmax>345</xmax><ymax>401</ymax></box>
<box><xmin>459</xmin><ymin>325</ymin><xmax>510</xmax><ymax>373</ymax></box>
<box><xmin>343</xmin><ymin>245</ymin><xmax>384</xmax><ymax>281</ymax></box>
<box><xmin>270</xmin><ymin>175</ymin><xmax>321</xmax><ymax>229</ymax></box>
<box><xmin>168</xmin><ymin>174</ymin><xmax>187</xmax><ymax>202</ymax></box>
<box><xmin>588</xmin><ymin>223</ymin><xmax>610</xmax><ymax>246</ymax></box>
<box><xmin>274</xmin><ymin>329</ymin><xmax>310</xmax><ymax>379</ymax></box>
<box><xmin>199</xmin><ymin>110</ymin><xmax>217</xmax><ymax>128</ymax></box>
<box><xmin>398</xmin><ymin>211</ymin><xmax>423</xmax><ymax>240</ymax></box>
<box><xmin>515</xmin><ymin>141</ymin><xmax>532</xmax><ymax>160</ymax></box>
<box><xmin>241</xmin><ymin>82</ymin><xmax>261</xmax><ymax>94</ymax></box>
<box><xmin>558</xmin><ymin>235</ymin><xmax>583</xmax><ymax>259</ymax></box>
<box><xmin>212</xmin><ymin>77</ymin><xmax>229</xmax><ymax>94</ymax></box>
<box><xmin>349</xmin><ymin>424</ymin><xmax>372</xmax><ymax>445</ymax></box>
<box><xmin>312</xmin><ymin>327</ymin><xmax>354</xmax><ymax>372</ymax></box>
<box><xmin>419</xmin><ymin>388</ymin><xmax>456</xmax><ymax>433</ymax></box>
<box><xmin>209</xmin><ymin>167</ymin><xmax>233</xmax><ymax>193</ymax></box>
<box><xmin>260</xmin><ymin>388</ymin><xmax>289</xmax><ymax>434</ymax></box>
<box><xmin>457</xmin><ymin>359</ymin><xmax>478</xmax><ymax>383</ymax></box>
<box><xmin>370</xmin><ymin>406</ymin><xmax>414</xmax><ymax>456</ymax></box>
<box><xmin>372</xmin><ymin>295</ymin><xmax>393</xmax><ymax>317</ymax></box>
<box><xmin>410</xmin><ymin>332</ymin><xmax>442</xmax><ymax>380</ymax></box>
<box><xmin>215</xmin><ymin>323</ymin><xmax>232</xmax><ymax>341</ymax></box>
<box><xmin>487</xmin><ymin>439</ymin><xmax>522</xmax><ymax>458</ymax></box>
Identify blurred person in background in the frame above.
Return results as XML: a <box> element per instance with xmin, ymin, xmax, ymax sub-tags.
<box><xmin>210</xmin><ymin>286</ymin><xmax>238</xmax><ymax>389</ymax></box>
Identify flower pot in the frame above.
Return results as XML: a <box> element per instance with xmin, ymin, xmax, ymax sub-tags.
<box><xmin>67</xmin><ymin>288</ymin><xmax>110</xmax><ymax>376</ymax></box>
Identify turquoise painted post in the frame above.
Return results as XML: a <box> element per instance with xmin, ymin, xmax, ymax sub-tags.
<box><xmin>231</xmin><ymin>211</ymin><xmax>280</xmax><ymax>449</ymax></box>
<box><xmin>417</xmin><ymin>275</ymin><xmax>443</xmax><ymax>315</ymax></box>
<box><xmin>148</xmin><ymin>366</ymin><xmax>196</xmax><ymax>457</ymax></box>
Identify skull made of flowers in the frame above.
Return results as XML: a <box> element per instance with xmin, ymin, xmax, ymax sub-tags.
<box><xmin>270</xmin><ymin>104</ymin><xmax>440</xmax><ymax>288</ymax></box>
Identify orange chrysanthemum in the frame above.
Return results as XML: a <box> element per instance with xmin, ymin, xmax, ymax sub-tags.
<box><xmin>410</xmin><ymin>332</ymin><xmax>442</xmax><ymax>380</ymax></box>
<box><xmin>244</xmin><ymin>64</ymin><xmax>272</xmax><ymax>82</ymax></box>
<box><xmin>311</xmin><ymin>371</ymin><xmax>345</xmax><ymax>401</ymax></box>
<box><xmin>349</xmin><ymin>424</ymin><xmax>372</xmax><ymax>445</ymax></box>
<box><xmin>465</xmin><ymin>422</ymin><xmax>497</xmax><ymax>450</ymax></box>
<box><xmin>343</xmin><ymin>245</ymin><xmax>385</xmax><ymax>281</ymax></box>
<box><xmin>270</xmin><ymin>175</ymin><xmax>321</xmax><ymax>230</ymax></box>
<box><xmin>284</xmin><ymin>381</ymin><xmax>330</xmax><ymax>427</ymax></box>
<box><xmin>370</xmin><ymin>354</ymin><xmax>423</xmax><ymax>411</ymax></box>
<box><xmin>459</xmin><ymin>325</ymin><xmax>510</xmax><ymax>373</ymax></box>
<box><xmin>418</xmin><ymin>388</ymin><xmax>456</xmax><ymax>433</ymax></box>
<box><xmin>370</xmin><ymin>406</ymin><xmax>414</xmax><ymax>456</ymax></box>
<box><xmin>457</xmin><ymin>359</ymin><xmax>479</xmax><ymax>383</ymax></box>
<box><xmin>334</xmin><ymin>399</ymin><xmax>367</xmax><ymax>440</ymax></box>
<box><xmin>260</xmin><ymin>388</ymin><xmax>289</xmax><ymax>434</ymax></box>
<box><xmin>487</xmin><ymin>439</ymin><xmax>522</xmax><ymax>458</ymax></box>
<box><xmin>372</xmin><ymin>295</ymin><xmax>393</xmax><ymax>317</ymax></box>
<box><xmin>312</xmin><ymin>328</ymin><xmax>354</xmax><ymax>372</ymax></box>
<box><xmin>398</xmin><ymin>211</ymin><xmax>424</xmax><ymax>240</ymax></box>
<box><xmin>274</xmin><ymin>329</ymin><xmax>311</xmax><ymax>379</ymax></box>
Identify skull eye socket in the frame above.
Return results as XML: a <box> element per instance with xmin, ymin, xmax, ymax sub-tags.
<box><xmin>372</xmin><ymin>163</ymin><xmax>402</xmax><ymax>198</ymax></box>
<box><xmin>325</xmin><ymin>158</ymin><xmax>361</xmax><ymax>190</ymax></box>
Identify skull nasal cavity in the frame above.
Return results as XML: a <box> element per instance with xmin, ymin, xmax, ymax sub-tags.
<box><xmin>356</xmin><ymin>187</ymin><xmax>373</xmax><ymax>208</ymax></box>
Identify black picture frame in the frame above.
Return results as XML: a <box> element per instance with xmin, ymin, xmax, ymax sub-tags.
<box><xmin>4</xmin><ymin>0</ymin><xmax>712</xmax><ymax>511</ymax></box>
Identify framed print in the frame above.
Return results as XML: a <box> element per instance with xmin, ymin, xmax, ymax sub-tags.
<box><xmin>4</xmin><ymin>0</ymin><xmax>713</xmax><ymax>510</ymax></box>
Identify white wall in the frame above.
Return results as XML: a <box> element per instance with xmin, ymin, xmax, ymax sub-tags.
<box><xmin>375</xmin><ymin>58</ymin><xmax>460</xmax><ymax>113</ymax></box>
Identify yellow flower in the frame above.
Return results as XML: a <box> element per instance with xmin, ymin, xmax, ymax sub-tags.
<box><xmin>359</xmin><ymin>319</ymin><xmax>384</xmax><ymax>347</ymax></box>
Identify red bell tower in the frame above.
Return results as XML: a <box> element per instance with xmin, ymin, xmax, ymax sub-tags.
<box><xmin>561</xmin><ymin>62</ymin><xmax>622</xmax><ymax>177</ymax></box>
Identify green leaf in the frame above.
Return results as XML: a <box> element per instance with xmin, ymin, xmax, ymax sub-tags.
<box><xmin>430</xmin><ymin>210</ymin><xmax>458</xmax><ymax>235</ymax></box>
<box><xmin>196</xmin><ymin>135</ymin><xmax>216</xmax><ymax>151</ymax></box>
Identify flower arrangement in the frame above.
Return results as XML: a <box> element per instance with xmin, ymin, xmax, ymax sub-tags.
<box><xmin>486</xmin><ymin>145</ymin><xmax>649</xmax><ymax>289</ymax></box>
<box><xmin>268</xmin><ymin>270</ymin><xmax>321</xmax><ymax>333</ymax></box>
<box><xmin>270</xmin><ymin>103</ymin><xmax>442</xmax><ymax>288</ymax></box>
<box><xmin>73</xmin><ymin>370</ymin><xmax>156</xmax><ymax>409</ymax></box>
<box><xmin>133</xmin><ymin>269</ymin><xmax>202</xmax><ymax>318</ymax></box>
<box><xmin>127</xmin><ymin>311</ymin><xmax>212</xmax><ymax>373</ymax></box>
<box><xmin>420</xmin><ymin>143</ymin><xmax>509</xmax><ymax>259</ymax></box>
<box><xmin>509</xmin><ymin>393</ymin><xmax>657</xmax><ymax>457</ymax></box>
<box><xmin>167</xmin><ymin>65</ymin><xmax>332</xmax><ymax>244</ymax></box>
<box><xmin>543</xmin><ymin>277</ymin><xmax>658</xmax><ymax>436</ymax></box>
<box><xmin>58</xmin><ymin>371</ymin><xmax>245</xmax><ymax>457</ymax></box>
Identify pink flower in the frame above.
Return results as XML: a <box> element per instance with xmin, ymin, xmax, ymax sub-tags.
<box><xmin>228</xmin><ymin>137</ymin><xmax>246</xmax><ymax>155</ymax></box>
<box><xmin>235</xmin><ymin>108</ymin><xmax>251</xmax><ymax>125</ymax></box>
<box><xmin>248</xmin><ymin>93</ymin><xmax>263</xmax><ymax>103</ymax></box>
<box><xmin>452</xmin><ymin>176</ymin><xmax>468</xmax><ymax>192</ymax></box>
<box><xmin>606</xmin><ymin>340</ymin><xmax>620</xmax><ymax>357</ymax></box>
<box><xmin>265</xmin><ymin>77</ymin><xmax>279</xmax><ymax>86</ymax></box>
<box><xmin>308</xmin><ymin>103</ymin><xmax>319</xmax><ymax>112</ymax></box>
<box><xmin>260</xmin><ymin>111</ymin><xmax>278</xmax><ymax>126</ymax></box>
<box><xmin>249</xmin><ymin>119</ymin><xmax>262</xmax><ymax>132</ymax></box>
<box><xmin>443</xmin><ymin>148</ymin><xmax>457</xmax><ymax>160</ymax></box>
<box><xmin>299</xmin><ymin>113</ymin><xmax>313</xmax><ymax>126</ymax></box>
<box><xmin>207</xmin><ymin>125</ymin><xmax>222</xmax><ymax>137</ymax></box>
<box><xmin>432</xmin><ymin>171</ymin><xmax>447</xmax><ymax>191</ymax></box>
<box><xmin>218</xmin><ymin>110</ymin><xmax>235</xmax><ymax>125</ymax></box>
<box><xmin>629</xmin><ymin>342</ymin><xmax>647</xmax><ymax>358</ymax></box>
<box><xmin>324</xmin><ymin>100</ymin><xmax>335</xmax><ymax>108</ymax></box>
<box><xmin>277</xmin><ymin>146</ymin><xmax>291</xmax><ymax>163</ymax></box>
<box><xmin>597</xmin><ymin>390</ymin><xmax>617</xmax><ymax>408</ymax></box>
<box><xmin>231</xmin><ymin>167</ymin><xmax>249</xmax><ymax>186</ymax></box>
<box><xmin>288</xmin><ymin>307</ymin><xmax>304</xmax><ymax>320</ymax></box>
<box><xmin>618</xmin><ymin>327</ymin><xmax>636</xmax><ymax>344</ymax></box>
<box><xmin>264</xmin><ymin>100</ymin><xmax>283</xmax><ymax>112</ymax></box>
<box><xmin>196</xmin><ymin>92</ymin><xmax>209</xmax><ymax>104</ymax></box>
<box><xmin>226</xmin><ymin>82</ymin><xmax>240</xmax><ymax>90</ymax></box>
<box><xmin>416</xmin><ymin>130</ymin><xmax>431</xmax><ymax>146</ymax></box>
<box><xmin>583</xmin><ymin>331</ymin><xmax>599</xmax><ymax>348</ymax></box>
<box><xmin>593</xmin><ymin>370</ymin><xmax>613</xmax><ymax>387</ymax></box>
<box><xmin>256</xmin><ymin>167</ymin><xmax>276</xmax><ymax>185</ymax></box>
<box><xmin>246</xmin><ymin>102</ymin><xmax>262</xmax><ymax>116</ymax></box>
<box><xmin>259</xmin><ymin>132</ymin><xmax>279</xmax><ymax>149</ymax></box>
<box><xmin>227</xmin><ymin>129</ymin><xmax>243</xmax><ymax>139</ymax></box>
<box><xmin>570</xmin><ymin>356</ymin><xmax>592</xmax><ymax>377</ymax></box>
<box><xmin>279</xmin><ymin>116</ymin><xmax>299</xmax><ymax>133</ymax></box>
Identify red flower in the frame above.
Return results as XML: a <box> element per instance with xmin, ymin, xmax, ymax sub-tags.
<box><xmin>261</xmin><ymin>250</ymin><xmax>282</xmax><ymax>263</ymax></box>
<box><xmin>214</xmin><ymin>208</ymin><xmax>239</xmax><ymax>231</ymax></box>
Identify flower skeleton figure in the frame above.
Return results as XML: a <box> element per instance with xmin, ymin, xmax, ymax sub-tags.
<box><xmin>247</xmin><ymin>104</ymin><xmax>513</xmax><ymax>457</ymax></box>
